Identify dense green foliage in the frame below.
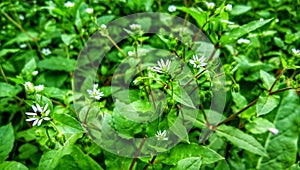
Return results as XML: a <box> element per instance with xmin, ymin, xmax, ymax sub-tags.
<box><xmin>0</xmin><ymin>0</ymin><xmax>299</xmax><ymax>169</ymax></box>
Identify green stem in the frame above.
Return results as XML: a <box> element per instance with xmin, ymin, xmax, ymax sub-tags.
<box><xmin>0</xmin><ymin>64</ymin><xmax>8</xmax><ymax>83</ymax></box>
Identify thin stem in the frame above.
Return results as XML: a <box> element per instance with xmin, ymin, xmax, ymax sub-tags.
<box><xmin>0</xmin><ymin>64</ymin><xmax>8</xmax><ymax>83</ymax></box>
<box><xmin>1</xmin><ymin>10</ymin><xmax>41</xmax><ymax>56</ymax></box>
<box><xmin>105</xmin><ymin>35</ymin><xmax>128</xmax><ymax>59</ymax></box>
<box><xmin>216</xmin><ymin>98</ymin><xmax>258</xmax><ymax>127</ymax></box>
<box><xmin>83</xmin><ymin>106</ymin><xmax>91</xmax><ymax>125</ymax></box>
<box><xmin>183</xmin><ymin>68</ymin><xmax>206</xmax><ymax>88</ymax></box>
<box><xmin>268</xmin><ymin>68</ymin><xmax>285</xmax><ymax>93</ymax></box>
<box><xmin>143</xmin><ymin>156</ymin><xmax>157</xmax><ymax>170</ymax></box>
<box><xmin>129</xmin><ymin>135</ymin><xmax>147</xmax><ymax>170</ymax></box>
<box><xmin>269</xmin><ymin>87</ymin><xmax>298</xmax><ymax>95</ymax></box>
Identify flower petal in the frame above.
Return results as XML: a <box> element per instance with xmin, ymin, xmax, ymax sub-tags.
<box><xmin>36</xmin><ymin>104</ymin><xmax>43</xmax><ymax>113</ymax></box>
<box><xmin>43</xmin><ymin>103</ymin><xmax>49</xmax><ymax>112</ymax></box>
<box><xmin>37</xmin><ymin>119</ymin><xmax>43</xmax><ymax>126</ymax></box>
<box><xmin>32</xmin><ymin>119</ymin><xmax>39</xmax><ymax>126</ymax></box>
<box><xmin>25</xmin><ymin>112</ymin><xmax>37</xmax><ymax>116</ymax></box>
<box><xmin>32</xmin><ymin>105</ymin><xmax>37</xmax><ymax>112</ymax></box>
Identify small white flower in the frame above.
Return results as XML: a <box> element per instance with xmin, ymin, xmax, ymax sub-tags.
<box><xmin>25</xmin><ymin>103</ymin><xmax>51</xmax><ymax>126</ymax></box>
<box><xmin>129</xmin><ymin>24</ymin><xmax>141</xmax><ymax>30</ymax></box>
<box><xmin>275</xmin><ymin>18</ymin><xmax>279</xmax><ymax>23</ymax></box>
<box><xmin>292</xmin><ymin>48</ymin><xmax>300</xmax><ymax>56</ymax></box>
<box><xmin>168</xmin><ymin>5</ymin><xmax>176</xmax><ymax>12</ymax></box>
<box><xmin>259</xmin><ymin>18</ymin><xmax>264</xmax><ymax>22</ymax></box>
<box><xmin>101</xmin><ymin>24</ymin><xmax>107</xmax><ymax>29</ymax></box>
<box><xmin>237</xmin><ymin>38</ymin><xmax>251</xmax><ymax>44</ymax></box>
<box><xmin>87</xmin><ymin>84</ymin><xmax>104</xmax><ymax>100</ymax></box>
<box><xmin>152</xmin><ymin>59</ymin><xmax>171</xmax><ymax>74</ymax></box>
<box><xmin>24</xmin><ymin>82</ymin><xmax>34</xmax><ymax>93</ymax></box>
<box><xmin>19</xmin><ymin>15</ymin><xmax>25</xmax><ymax>20</ymax></box>
<box><xmin>34</xmin><ymin>85</ymin><xmax>44</xmax><ymax>92</ymax></box>
<box><xmin>206</xmin><ymin>2</ymin><xmax>215</xmax><ymax>9</ymax></box>
<box><xmin>85</xmin><ymin>8</ymin><xmax>93</xmax><ymax>14</ymax></box>
<box><xmin>41</xmin><ymin>48</ymin><xmax>51</xmax><ymax>56</ymax></box>
<box><xmin>128</xmin><ymin>51</ymin><xmax>134</xmax><ymax>56</ymax></box>
<box><xmin>155</xmin><ymin>130</ymin><xmax>168</xmax><ymax>141</ymax></box>
<box><xmin>225</xmin><ymin>4</ymin><xmax>232</xmax><ymax>11</ymax></box>
<box><xmin>64</xmin><ymin>1</ymin><xmax>75</xmax><ymax>8</ymax></box>
<box><xmin>268</xmin><ymin>127</ymin><xmax>279</xmax><ymax>135</ymax></box>
<box><xmin>20</xmin><ymin>43</ymin><xmax>27</xmax><ymax>48</ymax></box>
<box><xmin>189</xmin><ymin>55</ymin><xmax>207</xmax><ymax>68</ymax></box>
<box><xmin>32</xmin><ymin>70</ymin><xmax>39</xmax><ymax>76</ymax></box>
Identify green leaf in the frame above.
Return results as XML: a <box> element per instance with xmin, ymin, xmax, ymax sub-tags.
<box><xmin>61</xmin><ymin>34</ymin><xmax>76</xmax><ymax>46</ymax></box>
<box><xmin>230</xmin><ymin>5</ymin><xmax>252</xmax><ymax>15</ymax></box>
<box><xmin>232</xmin><ymin>91</ymin><xmax>248</xmax><ymax>108</ymax></box>
<box><xmin>162</xmin><ymin>143</ymin><xmax>224</xmax><ymax>165</ymax></box>
<box><xmin>38</xmin><ymin>57</ymin><xmax>76</xmax><ymax>72</ymax></box>
<box><xmin>245</xmin><ymin>118</ymin><xmax>275</xmax><ymax>134</ymax></box>
<box><xmin>97</xmin><ymin>15</ymin><xmax>115</xmax><ymax>25</ymax></box>
<box><xmin>0</xmin><ymin>124</ymin><xmax>14</xmax><ymax>162</ymax></box>
<box><xmin>177</xmin><ymin>7</ymin><xmax>207</xmax><ymax>28</ymax></box>
<box><xmin>260</xmin><ymin>70</ymin><xmax>276</xmax><ymax>90</ymax></box>
<box><xmin>21</xmin><ymin>58</ymin><xmax>37</xmax><ymax>75</ymax></box>
<box><xmin>258</xmin><ymin>91</ymin><xmax>300</xmax><ymax>169</ymax></box>
<box><xmin>256</xmin><ymin>95</ymin><xmax>280</xmax><ymax>116</ymax></box>
<box><xmin>169</xmin><ymin>82</ymin><xmax>196</xmax><ymax>108</ymax></box>
<box><xmin>0</xmin><ymin>83</ymin><xmax>22</xmax><ymax>98</ymax></box>
<box><xmin>53</xmin><ymin>114</ymin><xmax>84</xmax><ymax>134</ymax></box>
<box><xmin>216</xmin><ymin>125</ymin><xmax>268</xmax><ymax>157</ymax></box>
<box><xmin>18</xmin><ymin>143</ymin><xmax>38</xmax><ymax>159</ymax></box>
<box><xmin>0</xmin><ymin>161</ymin><xmax>28</xmax><ymax>170</ymax></box>
<box><xmin>220</xmin><ymin>18</ymin><xmax>273</xmax><ymax>44</ymax></box>
<box><xmin>172</xmin><ymin>157</ymin><xmax>202</xmax><ymax>170</ymax></box>
<box><xmin>0</xmin><ymin>49</ymin><xmax>19</xmax><ymax>58</ymax></box>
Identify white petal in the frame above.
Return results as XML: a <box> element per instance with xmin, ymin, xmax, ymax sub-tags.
<box><xmin>93</xmin><ymin>84</ymin><xmax>98</xmax><ymax>89</ymax></box>
<box><xmin>36</xmin><ymin>104</ymin><xmax>43</xmax><ymax>113</ymax></box>
<box><xmin>43</xmin><ymin>103</ymin><xmax>49</xmax><ymax>112</ymax></box>
<box><xmin>37</xmin><ymin>119</ymin><xmax>43</xmax><ymax>126</ymax></box>
<box><xmin>32</xmin><ymin>105</ymin><xmax>37</xmax><ymax>112</ymax></box>
<box><xmin>32</xmin><ymin>119</ymin><xmax>39</xmax><ymax>126</ymax></box>
<box><xmin>45</xmin><ymin>110</ymin><xmax>50</xmax><ymax>116</ymax></box>
<box><xmin>25</xmin><ymin>112</ymin><xmax>37</xmax><ymax>116</ymax></box>
<box><xmin>43</xmin><ymin>117</ymin><xmax>51</xmax><ymax>121</ymax></box>
<box><xmin>189</xmin><ymin>60</ymin><xmax>195</xmax><ymax>65</ymax></box>
<box><xmin>26</xmin><ymin>118</ymin><xmax>37</xmax><ymax>122</ymax></box>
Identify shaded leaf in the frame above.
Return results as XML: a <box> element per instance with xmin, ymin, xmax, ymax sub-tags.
<box><xmin>38</xmin><ymin>57</ymin><xmax>76</xmax><ymax>72</ymax></box>
<box><xmin>0</xmin><ymin>124</ymin><xmax>14</xmax><ymax>162</ymax></box>
<box><xmin>258</xmin><ymin>91</ymin><xmax>300</xmax><ymax>169</ymax></box>
<box><xmin>216</xmin><ymin>125</ymin><xmax>268</xmax><ymax>157</ymax></box>
<box><xmin>0</xmin><ymin>161</ymin><xmax>28</xmax><ymax>170</ymax></box>
<box><xmin>220</xmin><ymin>19</ymin><xmax>272</xmax><ymax>44</ymax></box>
<box><xmin>53</xmin><ymin>114</ymin><xmax>84</xmax><ymax>134</ymax></box>
<box><xmin>172</xmin><ymin>157</ymin><xmax>202</xmax><ymax>170</ymax></box>
<box><xmin>256</xmin><ymin>95</ymin><xmax>280</xmax><ymax>116</ymax></box>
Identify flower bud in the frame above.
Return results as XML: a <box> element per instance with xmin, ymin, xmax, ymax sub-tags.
<box><xmin>24</xmin><ymin>82</ymin><xmax>35</xmax><ymax>93</ymax></box>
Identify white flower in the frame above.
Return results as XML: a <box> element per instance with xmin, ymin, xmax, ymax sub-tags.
<box><xmin>101</xmin><ymin>24</ymin><xmax>107</xmax><ymax>29</ymax></box>
<box><xmin>64</xmin><ymin>1</ymin><xmax>74</xmax><ymax>8</ymax></box>
<box><xmin>87</xmin><ymin>84</ymin><xmax>104</xmax><ymax>100</ymax></box>
<box><xmin>129</xmin><ymin>24</ymin><xmax>141</xmax><ymax>30</ymax></box>
<box><xmin>152</xmin><ymin>59</ymin><xmax>171</xmax><ymax>74</ymax></box>
<box><xmin>275</xmin><ymin>18</ymin><xmax>279</xmax><ymax>23</ymax></box>
<box><xmin>259</xmin><ymin>18</ymin><xmax>264</xmax><ymax>22</ymax></box>
<box><xmin>237</xmin><ymin>38</ymin><xmax>251</xmax><ymax>44</ymax></box>
<box><xmin>155</xmin><ymin>130</ymin><xmax>168</xmax><ymax>141</ymax></box>
<box><xmin>206</xmin><ymin>2</ymin><xmax>215</xmax><ymax>9</ymax></box>
<box><xmin>128</xmin><ymin>51</ymin><xmax>134</xmax><ymax>56</ymax></box>
<box><xmin>19</xmin><ymin>15</ymin><xmax>25</xmax><ymax>20</ymax></box>
<box><xmin>225</xmin><ymin>4</ymin><xmax>232</xmax><ymax>11</ymax></box>
<box><xmin>268</xmin><ymin>127</ymin><xmax>279</xmax><ymax>135</ymax></box>
<box><xmin>292</xmin><ymin>48</ymin><xmax>300</xmax><ymax>56</ymax></box>
<box><xmin>41</xmin><ymin>48</ymin><xmax>51</xmax><ymax>56</ymax></box>
<box><xmin>168</xmin><ymin>5</ymin><xmax>176</xmax><ymax>12</ymax></box>
<box><xmin>32</xmin><ymin>70</ymin><xmax>39</xmax><ymax>76</ymax></box>
<box><xmin>25</xmin><ymin>103</ymin><xmax>51</xmax><ymax>126</ymax></box>
<box><xmin>34</xmin><ymin>85</ymin><xmax>44</xmax><ymax>92</ymax></box>
<box><xmin>20</xmin><ymin>43</ymin><xmax>27</xmax><ymax>48</ymax></box>
<box><xmin>85</xmin><ymin>8</ymin><xmax>93</xmax><ymax>14</ymax></box>
<box><xmin>189</xmin><ymin>55</ymin><xmax>207</xmax><ymax>68</ymax></box>
<box><xmin>24</xmin><ymin>82</ymin><xmax>34</xmax><ymax>93</ymax></box>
